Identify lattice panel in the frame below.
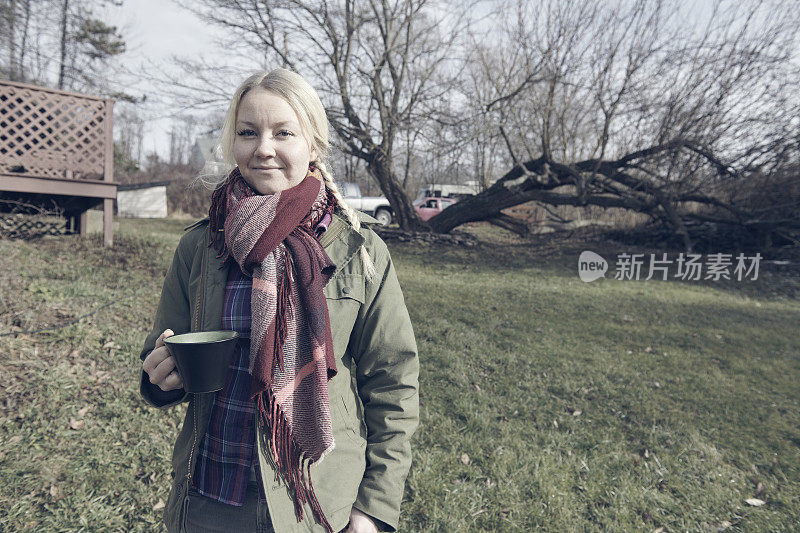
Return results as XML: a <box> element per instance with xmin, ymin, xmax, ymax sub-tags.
<box><xmin>0</xmin><ymin>214</ymin><xmax>67</xmax><ymax>239</ymax></box>
<box><xmin>0</xmin><ymin>83</ymin><xmax>109</xmax><ymax>180</ymax></box>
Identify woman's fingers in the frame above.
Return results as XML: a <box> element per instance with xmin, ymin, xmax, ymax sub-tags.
<box><xmin>345</xmin><ymin>508</ymin><xmax>379</xmax><ymax>533</ymax></box>
<box><xmin>151</xmin><ymin>354</ymin><xmax>177</xmax><ymax>384</ymax></box>
<box><xmin>155</xmin><ymin>328</ymin><xmax>174</xmax><ymax>349</ymax></box>
<box><xmin>160</xmin><ymin>368</ymin><xmax>184</xmax><ymax>391</ymax></box>
<box><xmin>142</xmin><ymin>346</ymin><xmax>169</xmax><ymax>377</ymax></box>
<box><xmin>143</xmin><ymin>329</ymin><xmax>183</xmax><ymax>390</ymax></box>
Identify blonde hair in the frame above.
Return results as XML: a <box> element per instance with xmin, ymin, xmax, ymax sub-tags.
<box><xmin>202</xmin><ymin>68</ymin><xmax>375</xmax><ymax>279</ymax></box>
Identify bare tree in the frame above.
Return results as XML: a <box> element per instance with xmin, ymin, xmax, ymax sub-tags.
<box><xmin>57</xmin><ymin>0</ymin><xmax>69</xmax><ymax>88</ymax></box>
<box><xmin>0</xmin><ymin>0</ymin><xmax>44</xmax><ymax>82</ymax></box>
<box><xmin>175</xmin><ymin>0</ymin><xmax>474</xmax><ymax>230</ymax></box>
<box><xmin>115</xmin><ymin>107</ymin><xmax>145</xmax><ymax>167</ymax></box>
<box><xmin>168</xmin><ymin>115</ymin><xmax>200</xmax><ymax>167</ymax></box>
<box><xmin>428</xmin><ymin>0</ymin><xmax>800</xmax><ymax>250</ymax></box>
<box><xmin>0</xmin><ymin>0</ymin><xmax>32</xmax><ymax>81</ymax></box>
<box><xmin>0</xmin><ymin>0</ymin><xmax>125</xmax><ymax>93</ymax></box>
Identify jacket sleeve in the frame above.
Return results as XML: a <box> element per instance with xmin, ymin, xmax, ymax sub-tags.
<box><xmin>138</xmin><ymin>231</ymin><xmax>196</xmax><ymax>408</ymax></box>
<box><xmin>351</xmin><ymin>234</ymin><xmax>419</xmax><ymax>532</ymax></box>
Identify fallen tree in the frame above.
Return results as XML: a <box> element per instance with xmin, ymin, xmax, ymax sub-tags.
<box><xmin>428</xmin><ymin>140</ymin><xmax>800</xmax><ymax>252</ymax></box>
<box><xmin>428</xmin><ymin>0</ymin><xmax>800</xmax><ymax>251</ymax></box>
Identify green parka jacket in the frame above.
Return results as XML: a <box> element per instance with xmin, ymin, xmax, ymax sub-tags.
<box><xmin>139</xmin><ymin>211</ymin><xmax>419</xmax><ymax>533</ymax></box>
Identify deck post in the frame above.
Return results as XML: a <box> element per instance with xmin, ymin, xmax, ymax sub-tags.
<box><xmin>103</xmin><ymin>99</ymin><xmax>115</xmax><ymax>247</ymax></box>
<box><xmin>79</xmin><ymin>210</ymin><xmax>88</xmax><ymax>236</ymax></box>
<box><xmin>103</xmin><ymin>198</ymin><xmax>113</xmax><ymax>247</ymax></box>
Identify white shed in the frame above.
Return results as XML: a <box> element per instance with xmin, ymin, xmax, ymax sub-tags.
<box><xmin>117</xmin><ymin>181</ymin><xmax>169</xmax><ymax>218</ymax></box>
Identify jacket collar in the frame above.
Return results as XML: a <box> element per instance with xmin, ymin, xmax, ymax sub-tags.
<box><xmin>318</xmin><ymin>212</ymin><xmax>366</xmax><ymax>277</ymax></box>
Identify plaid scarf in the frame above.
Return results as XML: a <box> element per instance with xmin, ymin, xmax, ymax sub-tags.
<box><xmin>209</xmin><ymin>166</ymin><xmax>337</xmax><ymax>531</ymax></box>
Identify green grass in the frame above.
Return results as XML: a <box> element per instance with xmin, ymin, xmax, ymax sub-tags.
<box><xmin>0</xmin><ymin>219</ymin><xmax>798</xmax><ymax>531</ymax></box>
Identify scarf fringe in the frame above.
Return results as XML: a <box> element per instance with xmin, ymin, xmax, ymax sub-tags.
<box><xmin>257</xmin><ymin>390</ymin><xmax>334</xmax><ymax>533</ymax></box>
<box><xmin>209</xmin><ymin>177</ymin><xmax>231</xmax><ymax>260</ymax></box>
<box><xmin>272</xmin><ymin>247</ymin><xmax>294</xmax><ymax>373</ymax></box>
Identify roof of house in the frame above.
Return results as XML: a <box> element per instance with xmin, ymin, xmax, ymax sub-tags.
<box><xmin>117</xmin><ymin>181</ymin><xmax>171</xmax><ymax>191</ymax></box>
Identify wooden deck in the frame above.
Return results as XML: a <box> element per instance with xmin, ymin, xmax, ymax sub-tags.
<box><xmin>0</xmin><ymin>80</ymin><xmax>117</xmax><ymax>245</ymax></box>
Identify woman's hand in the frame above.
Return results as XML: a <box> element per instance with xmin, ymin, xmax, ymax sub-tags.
<box><xmin>344</xmin><ymin>507</ymin><xmax>379</xmax><ymax>533</ymax></box>
<box><xmin>142</xmin><ymin>329</ymin><xmax>184</xmax><ymax>391</ymax></box>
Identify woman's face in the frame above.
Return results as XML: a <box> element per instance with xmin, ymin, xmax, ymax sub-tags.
<box><xmin>233</xmin><ymin>88</ymin><xmax>317</xmax><ymax>195</ymax></box>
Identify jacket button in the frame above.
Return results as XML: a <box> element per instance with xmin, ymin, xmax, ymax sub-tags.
<box><xmin>342</xmin><ymin>286</ymin><xmax>351</xmax><ymax>295</ymax></box>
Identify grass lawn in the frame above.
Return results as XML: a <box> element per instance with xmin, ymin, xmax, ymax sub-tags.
<box><xmin>0</xmin><ymin>218</ymin><xmax>798</xmax><ymax>531</ymax></box>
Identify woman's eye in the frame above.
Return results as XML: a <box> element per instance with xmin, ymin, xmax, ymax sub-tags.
<box><xmin>236</xmin><ymin>129</ymin><xmax>256</xmax><ymax>137</ymax></box>
<box><xmin>276</xmin><ymin>130</ymin><xmax>295</xmax><ymax>137</ymax></box>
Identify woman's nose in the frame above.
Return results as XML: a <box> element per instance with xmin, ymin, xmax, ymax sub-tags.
<box><xmin>253</xmin><ymin>136</ymin><xmax>276</xmax><ymax>157</ymax></box>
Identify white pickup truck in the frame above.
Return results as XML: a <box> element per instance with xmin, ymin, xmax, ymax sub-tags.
<box><xmin>340</xmin><ymin>182</ymin><xmax>394</xmax><ymax>225</ymax></box>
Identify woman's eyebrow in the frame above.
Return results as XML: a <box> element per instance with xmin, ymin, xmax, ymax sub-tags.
<box><xmin>236</xmin><ymin>119</ymin><xmax>299</xmax><ymax>128</ymax></box>
<box><xmin>272</xmin><ymin>120</ymin><xmax>299</xmax><ymax>128</ymax></box>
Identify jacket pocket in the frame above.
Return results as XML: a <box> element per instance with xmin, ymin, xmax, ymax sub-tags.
<box><xmin>312</xmin><ymin>395</ymin><xmax>367</xmax><ymax>518</ymax></box>
<box><xmin>324</xmin><ymin>273</ymin><xmax>365</xmax><ymax>359</ymax></box>
<box><xmin>335</xmin><ymin>393</ymin><xmax>367</xmax><ymax>447</ymax></box>
<box><xmin>324</xmin><ymin>273</ymin><xmax>365</xmax><ymax>303</ymax></box>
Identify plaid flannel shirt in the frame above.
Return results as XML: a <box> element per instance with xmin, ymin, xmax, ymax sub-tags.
<box><xmin>192</xmin><ymin>213</ymin><xmax>331</xmax><ymax>506</ymax></box>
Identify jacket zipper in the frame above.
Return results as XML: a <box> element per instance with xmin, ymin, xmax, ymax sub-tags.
<box><xmin>185</xmin><ymin>232</ymin><xmax>208</xmax><ymax>488</ymax></box>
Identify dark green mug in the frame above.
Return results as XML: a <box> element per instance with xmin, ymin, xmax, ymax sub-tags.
<box><xmin>164</xmin><ymin>330</ymin><xmax>240</xmax><ymax>393</ymax></box>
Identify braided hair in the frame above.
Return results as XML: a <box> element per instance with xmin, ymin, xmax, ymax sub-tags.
<box><xmin>315</xmin><ymin>160</ymin><xmax>376</xmax><ymax>279</ymax></box>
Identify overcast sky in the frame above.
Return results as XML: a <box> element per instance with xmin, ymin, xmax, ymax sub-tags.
<box><xmin>107</xmin><ymin>0</ymin><xmax>230</xmax><ymax>157</ymax></box>
<box><xmin>103</xmin><ymin>0</ymin><xmax>733</xmax><ymax>160</ymax></box>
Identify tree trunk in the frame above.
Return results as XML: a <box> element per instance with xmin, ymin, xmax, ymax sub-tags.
<box><xmin>654</xmin><ymin>190</ymin><xmax>693</xmax><ymax>253</ymax></box>
<box><xmin>57</xmin><ymin>0</ymin><xmax>69</xmax><ymax>89</ymax></box>
<box><xmin>488</xmin><ymin>213</ymin><xmax>531</xmax><ymax>236</ymax></box>
<box><xmin>427</xmin><ymin>160</ymin><xmax>549</xmax><ymax>233</ymax></box>
<box><xmin>427</xmin><ymin>156</ymin><xmax>652</xmax><ymax>234</ymax></box>
<box><xmin>365</xmin><ymin>154</ymin><xmax>427</xmax><ymax>231</ymax></box>
<box><xmin>17</xmin><ymin>0</ymin><xmax>31</xmax><ymax>81</ymax></box>
<box><xmin>7</xmin><ymin>0</ymin><xmax>16</xmax><ymax>80</ymax></box>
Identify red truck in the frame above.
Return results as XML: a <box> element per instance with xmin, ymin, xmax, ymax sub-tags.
<box><xmin>414</xmin><ymin>196</ymin><xmax>458</xmax><ymax>221</ymax></box>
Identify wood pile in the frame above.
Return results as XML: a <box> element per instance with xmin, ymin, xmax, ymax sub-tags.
<box><xmin>374</xmin><ymin>227</ymin><xmax>478</xmax><ymax>246</ymax></box>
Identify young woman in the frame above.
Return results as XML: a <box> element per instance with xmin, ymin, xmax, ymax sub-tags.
<box><xmin>140</xmin><ymin>69</ymin><xmax>419</xmax><ymax>533</ymax></box>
